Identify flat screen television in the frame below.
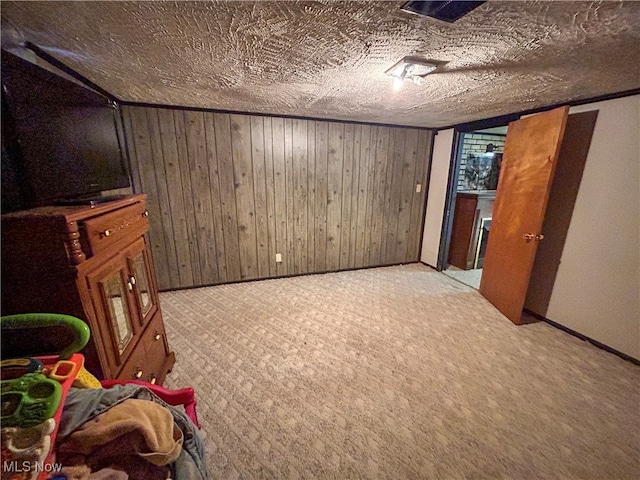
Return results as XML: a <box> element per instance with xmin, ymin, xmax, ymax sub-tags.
<box><xmin>1</xmin><ymin>51</ymin><xmax>130</xmax><ymax>210</ymax></box>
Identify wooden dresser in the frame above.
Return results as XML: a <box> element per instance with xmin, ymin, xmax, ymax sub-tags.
<box><xmin>1</xmin><ymin>194</ymin><xmax>175</xmax><ymax>384</ymax></box>
<box><xmin>448</xmin><ymin>191</ymin><xmax>496</xmax><ymax>270</ymax></box>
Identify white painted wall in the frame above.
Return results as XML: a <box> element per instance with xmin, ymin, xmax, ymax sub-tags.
<box><xmin>537</xmin><ymin>96</ymin><xmax>639</xmax><ymax>359</ymax></box>
<box><xmin>420</xmin><ymin>129</ymin><xmax>454</xmax><ymax>267</ymax></box>
<box><xmin>425</xmin><ymin>97</ymin><xmax>639</xmax><ymax>359</ymax></box>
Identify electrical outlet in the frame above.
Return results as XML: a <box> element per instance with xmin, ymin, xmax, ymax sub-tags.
<box><xmin>275</xmin><ymin>253</ymin><xmax>282</xmax><ymax>263</ymax></box>
<box><xmin>416</xmin><ymin>183</ymin><xmax>422</xmax><ymax>193</ymax></box>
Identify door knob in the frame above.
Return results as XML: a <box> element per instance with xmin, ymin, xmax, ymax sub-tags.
<box><xmin>523</xmin><ymin>233</ymin><xmax>544</xmax><ymax>241</ymax></box>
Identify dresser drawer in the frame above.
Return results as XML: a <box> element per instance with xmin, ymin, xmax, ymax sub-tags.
<box><xmin>82</xmin><ymin>202</ymin><xmax>148</xmax><ymax>257</ymax></box>
<box><xmin>142</xmin><ymin>313</ymin><xmax>171</xmax><ymax>385</ymax></box>
<box><xmin>116</xmin><ymin>336</ymin><xmax>148</xmax><ymax>381</ymax></box>
<box><xmin>116</xmin><ymin>312</ymin><xmax>170</xmax><ymax>384</ymax></box>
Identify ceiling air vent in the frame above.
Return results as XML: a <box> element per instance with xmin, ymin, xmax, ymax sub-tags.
<box><xmin>401</xmin><ymin>1</ymin><xmax>486</xmax><ymax>23</ymax></box>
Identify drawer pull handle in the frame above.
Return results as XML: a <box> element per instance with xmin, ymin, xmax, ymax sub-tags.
<box><xmin>154</xmin><ymin>332</ymin><xmax>161</xmax><ymax>341</ymax></box>
<box><xmin>149</xmin><ymin>376</ymin><xmax>157</xmax><ymax>385</ymax></box>
<box><xmin>127</xmin><ymin>281</ymin><xmax>134</xmax><ymax>292</ymax></box>
<box><xmin>102</xmin><ymin>229</ymin><xmax>113</xmax><ymax>237</ymax></box>
<box><xmin>130</xmin><ymin>275</ymin><xmax>136</xmax><ymax>285</ymax></box>
<box><xmin>143</xmin><ymin>210</ymin><xmax>149</xmax><ymax>217</ymax></box>
<box><xmin>133</xmin><ymin>369</ymin><xmax>143</xmax><ymax>379</ymax></box>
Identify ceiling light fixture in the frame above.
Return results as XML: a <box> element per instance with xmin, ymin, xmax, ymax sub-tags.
<box><xmin>386</xmin><ymin>56</ymin><xmax>437</xmax><ymax>89</ymax></box>
<box><xmin>393</xmin><ymin>65</ymin><xmax>408</xmax><ymax>90</ymax></box>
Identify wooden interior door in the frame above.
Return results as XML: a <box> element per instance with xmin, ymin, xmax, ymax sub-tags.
<box><xmin>479</xmin><ymin>106</ymin><xmax>569</xmax><ymax>324</ymax></box>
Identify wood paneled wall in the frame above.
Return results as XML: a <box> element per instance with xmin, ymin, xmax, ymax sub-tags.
<box><xmin>122</xmin><ymin>105</ymin><xmax>433</xmax><ymax>290</ymax></box>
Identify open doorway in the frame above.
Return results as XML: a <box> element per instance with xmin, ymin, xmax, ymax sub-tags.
<box><xmin>441</xmin><ymin>125</ymin><xmax>508</xmax><ymax>289</ymax></box>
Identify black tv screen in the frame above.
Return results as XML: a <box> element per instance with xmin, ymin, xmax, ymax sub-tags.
<box><xmin>1</xmin><ymin>51</ymin><xmax>130</xmax><ymax>208</ymax></box>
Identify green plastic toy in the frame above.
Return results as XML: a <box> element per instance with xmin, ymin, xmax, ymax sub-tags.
<box><xmin>1</xmin><ymin>313</ymin><xmax>90</xmax><ymax>360</ymax></box>
<box><xmin>1</xmin><ymin>373</ymin><xmax>62</xmax><ymax>428</ymax></box>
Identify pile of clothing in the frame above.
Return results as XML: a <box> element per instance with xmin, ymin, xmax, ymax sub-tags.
<box><xmin>56</xmin><ymin>384</ymin><xmax>207</xmax><ymax>480</ymax></box>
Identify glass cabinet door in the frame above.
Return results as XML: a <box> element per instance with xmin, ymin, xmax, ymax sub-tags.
<box><xmin>102</xmin><ymin>270</ymin><xmax>134</xmax><ymax>355</ymax></box>
<box><xmin>87</xmin><ymin>254</ymin><xmax>140</xmax><ymax>370</ymax></box>
<box><xmin>132</xmin><ymin>252</ymin><xmax>153</xmax><ymax>316</ymax></box>
<box><xmin>126</xmin><ymin>238</ymin><xmax>157</xmax><ymax>327</ymax></box>
<box><xmin>86</xmin><ymin>237</ymin><xmax>158</xmax><ymax>373</ymax></box>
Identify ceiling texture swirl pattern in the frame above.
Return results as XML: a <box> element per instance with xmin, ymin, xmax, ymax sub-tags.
<box><xmin>2</xmin><ymin>1</ymin><xmax>639</xmax><ymax>127</ymax></box>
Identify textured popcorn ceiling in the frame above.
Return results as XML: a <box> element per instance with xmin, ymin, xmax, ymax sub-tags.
<box><xmin>2</xmin><ymin>1</ymin><xmax>639</xmax><ymax>128</ymax></box>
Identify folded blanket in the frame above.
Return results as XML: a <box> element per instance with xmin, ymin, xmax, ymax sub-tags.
<box><xmin>57</xmin><ymin>398</ymin><xmax>183</xmax><ymax>479</ymax></box>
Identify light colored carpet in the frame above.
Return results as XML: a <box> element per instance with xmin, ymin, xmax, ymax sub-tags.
<box><xmin>445</xmin><ymin>267</ymin><xmax>483</xmax><ymax>290</ymax></box>
<box><xmin>161</xmin><ymin>263</ymin><xmax>639</xmax><ymax>479</ymax></box>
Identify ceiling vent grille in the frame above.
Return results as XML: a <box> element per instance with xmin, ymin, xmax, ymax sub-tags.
<box><xmin>401</xmin><ymin>1</ymin><xmax>486</xmax><ymax>23</ymax></box>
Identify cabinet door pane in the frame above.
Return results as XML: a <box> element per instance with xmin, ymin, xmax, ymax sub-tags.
<box><xmin>103</xmin><ymin>272</ymin><xmax>134</xmax><ymax>354</ymax></box>
<box><xmin>131</xmin><ymin>251</ymin><xmax>153</xmax><ymax>318</ymax></box>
